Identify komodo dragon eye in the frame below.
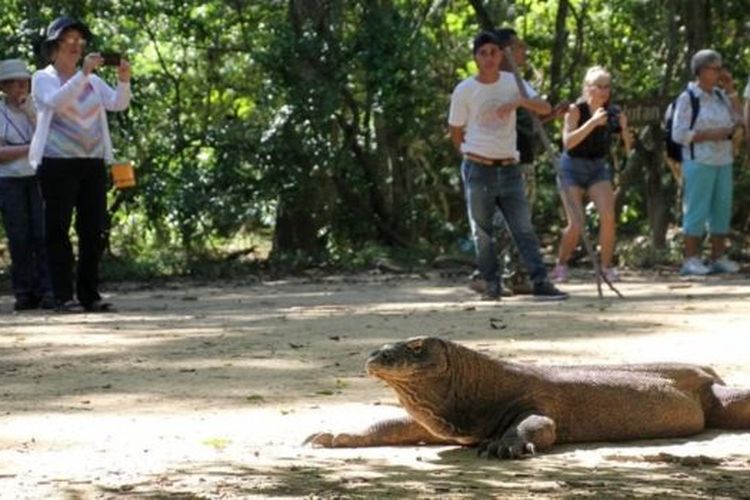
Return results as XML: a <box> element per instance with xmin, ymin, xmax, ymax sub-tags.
<box><xmin>406</xmin><ymin>339</ymin><xmax>425</xmax><ymax>355</ymax></box>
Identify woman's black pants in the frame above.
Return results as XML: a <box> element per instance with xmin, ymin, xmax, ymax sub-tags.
<box><xmin>37</xmin><ymin>157</ymin><xmax>107</xmax><ymax>307</ymax></box>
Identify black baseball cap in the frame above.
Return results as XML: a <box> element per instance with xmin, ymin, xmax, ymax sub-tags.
<box><xmin>472</xmin><ymin>30</ymin><xmax>502</xmax><ymax>54</ymax></box>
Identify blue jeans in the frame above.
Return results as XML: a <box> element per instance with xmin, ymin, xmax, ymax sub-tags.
<box><xmin>461</xmin><ymin>159</ymin><xmax>549</xmax><ymax>289</ymax></box>
<box><xmin>0</xmin><ymin>176</ymin><xmax>52</xmax><ymax>301</ymax></box>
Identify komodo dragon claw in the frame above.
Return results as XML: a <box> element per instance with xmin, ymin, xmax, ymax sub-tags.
<box><xmin>477</xmin><ymin>438</ymin><xmax>536</xmax><ymax>460</ymax></box>
<box><xmin>303</xmin><ymin>432</ymin><xmax>333</xmax><ymax>447</ymax></box>
<box><xmin>303</xmin><ymin>432</ymin><xmax>362</xmax><ymax>447</ymax></box>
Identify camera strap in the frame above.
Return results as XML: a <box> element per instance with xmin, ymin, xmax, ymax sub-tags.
<box><xmin>0</xmin><ymin>105</ymin><xmax>32</xmax><ymax>144</ymax></box>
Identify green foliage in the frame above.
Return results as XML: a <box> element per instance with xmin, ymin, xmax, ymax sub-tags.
<box><xmin>1</xmin><ymin>1</ymin><xmax>749</xmax><ymax>279</ymax></box>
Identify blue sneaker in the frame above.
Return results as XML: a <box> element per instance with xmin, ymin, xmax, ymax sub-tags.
<box><xmin>710</xmin><ymin>256</ymin><xmax>739</xmax><ymax>274</ymax></box>
<box><xmin>680</xmin><ymin>257</ymin><xmax>710</xmax><ymax>276</ymax></box>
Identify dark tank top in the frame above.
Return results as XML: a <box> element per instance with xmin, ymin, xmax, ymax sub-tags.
<box><xmin>567</xmin><ymin>101</ymin><xmax>610</xmax><ymax>159</ymax></box>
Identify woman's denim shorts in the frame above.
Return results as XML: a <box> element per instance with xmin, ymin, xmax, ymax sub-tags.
<box><xmin>559</xmin><ymin>153</ymin><xmax>611</xmax><ymax>189</ymax></box>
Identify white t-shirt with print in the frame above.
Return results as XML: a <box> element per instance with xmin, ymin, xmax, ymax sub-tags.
<box><xmin>448</xmin><ymin>72</ymin><xmax>536</xmax><ymax>160</ymax></box>
<box><xmin>743</xmin><ymin>76</ymin><xmax>750</xmax><ymax>99</ymax></box>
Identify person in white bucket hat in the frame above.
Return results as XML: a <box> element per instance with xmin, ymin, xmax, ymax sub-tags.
<box><xmin>0</xmin><ymin>58</ymin><xmax>54</xmax><ymax>311</ymax></box>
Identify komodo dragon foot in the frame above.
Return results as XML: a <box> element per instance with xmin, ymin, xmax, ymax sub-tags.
<box><xmin>303</xmin><ymin>432</ymin><xmax>359</xmax><ymax>448</ymax></box>
<box><xmin>477</xmin><ymin>436</ymin><xmax>536</xmax><ymax>459</ymax></box>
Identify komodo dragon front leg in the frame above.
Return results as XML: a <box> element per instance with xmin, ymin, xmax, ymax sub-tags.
<box><xmin>304</xmin><ymin>417</ymin><xmax>458</xmax><ymax>448</ymax></box>
<box><xmin>477</xmin><ymin>413</ymin><xmax>557</xmax><ymax>459</ymax></box>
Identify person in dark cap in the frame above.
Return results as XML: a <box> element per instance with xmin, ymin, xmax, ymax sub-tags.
<box><xmin>448</xmin><ymin>31</ymin><xmax>567</xmax><ymax>301</ymax></box>
<box><xmin>0</xmin><ymin>58</ymin><xmax>54</xmax><ymax>311</ymax></box>
<box><xmin>30</xmin><ymin>16</ymin><xmax>132</xmax><ymax>313</ymax></box>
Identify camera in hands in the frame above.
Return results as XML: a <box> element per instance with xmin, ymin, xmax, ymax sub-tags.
<box><xmin>606</xmin><ymin>105</ymin><xmax>622</xmax><ymax>133</ymax></box>
<box><xmin>101</xmin><ymin>52</ymin><xmax>121</xmax><ymax>66</ymax></box>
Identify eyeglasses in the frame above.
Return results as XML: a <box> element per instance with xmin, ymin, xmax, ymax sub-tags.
<box><xmin>592</xmin><ymin>84</ymin><xmax>611</xmax><ymax>90</ymax></box>
<box><xmin>704</xmin><ymin>65</ymin><xmax>722</xmax><ymax>72</ymax></box>
<box><xmin>59</xmin><ymin>35</ymin><xmax>87</xmax><ymax>47</ymax></box>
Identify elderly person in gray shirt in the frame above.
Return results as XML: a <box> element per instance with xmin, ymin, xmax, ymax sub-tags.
<box><xmin>671</xmin><ymin>49</ymin><xmax>743</xmax><ymax>276</ymax></box>
<box><xmin>0</xmin><ymin>59</ymin><xmax>53</xmax><ymax>311</ymax></box>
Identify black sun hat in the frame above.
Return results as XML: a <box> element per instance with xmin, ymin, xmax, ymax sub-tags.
<box><xmin>42</xmin><ymin>16</ymin><xmax>93</xmax><ymax>49</ymax></box>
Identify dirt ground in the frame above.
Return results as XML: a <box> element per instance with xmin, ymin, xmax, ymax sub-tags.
<box><xmin>1</xmin><ymin>268</ymin><xmax>750</xmax><ymax>499</ymax></box>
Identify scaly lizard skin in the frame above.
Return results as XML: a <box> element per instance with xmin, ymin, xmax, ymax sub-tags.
<box><xmin>305</xmin><ymin>337</ymin><xmax>750</xmax><ymax>459</ymax></box>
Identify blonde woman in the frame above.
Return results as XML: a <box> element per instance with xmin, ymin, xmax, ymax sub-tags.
<box><xmin>553</xmin><ymin>66</ymin><xmax>631</xmax><ymax>283</ymax></box>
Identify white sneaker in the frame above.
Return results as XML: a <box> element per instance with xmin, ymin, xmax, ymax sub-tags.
<box><xmin>602</xmin><ymin>267</ymin><xmax>620</xmax><ymax>282</ymax></box>
<box><xmin>552</xmin><ymin>263</ymin><xmax>568</xmax><ymax>283</ymax></box>
<box><xmin>680</xmin><ymin>257</ymin><xmax>710</xmax><ymax>276</ymax></box>
<box><xmin>710</xmin><ymin>256</ymin><xmax>739</xmax><ymax>274</ymax></box>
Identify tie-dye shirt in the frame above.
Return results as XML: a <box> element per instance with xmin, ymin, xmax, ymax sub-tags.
<box><xmin>29</xmin><ymin>66</ymin><xmax>131</xmax><ymax>168</ymax></box>
<box><xmin>44</xmin><ymin>80</ymin><xmax>105</xmax><ymax>158</ymax></box>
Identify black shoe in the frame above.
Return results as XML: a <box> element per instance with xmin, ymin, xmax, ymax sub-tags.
<box><xmin>13</xmin><ymin>296</ymin><xmax>39</xmax><ymax>311</ymax></box>
<box><xmin>82</xmin><ymin>300</ymin><xmax>115</xmax><ymax>312</ymax></box>
<box><xmin>481</xmin><ymin>281</ymin><xmax>502</xmax><ymax>301</ymax></box>
<box><xmin>532</xmin><ymin>281</ymin><xmax>568</xmax><ymax>301</ymax></box>
<box><xmin>39</xmin><ymin>295</ymin><xmax>57</xmax><ymax>310</ymax></box>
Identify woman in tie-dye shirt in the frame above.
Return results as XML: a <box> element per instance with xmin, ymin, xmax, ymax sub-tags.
<box><xmin>30</xmin><ymin>16</ymin><xmax>131</xmax><ymax>313</ymax></box>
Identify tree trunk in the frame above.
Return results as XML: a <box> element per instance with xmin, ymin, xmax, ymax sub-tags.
<box><xmin>643</xmin><ymin>125</ymin><xmax>670</xmax><ymax>249</ymax></box>
<box><xmin>662</xmin><ymin>0</ymin><xmax>681</xmax><ymax>95</ymax></box>
<box><xmin>683</xmin><ymin>0</ymin><xmax>711</xmax><ymax>70</ymax></box>
<box><xmin>549</xmin><ymin>0</ymin><xmax>570</xmax><ymax>105</ymax></box>
<box><xmin>616</xmin><ymin>125</ymin><xmax>671</xmax><ymax>251</ymax></box>
<box><xmin>270</xmin><ymin>0</ymin><xmax>339</xmax><ymax>258</ymax></box>
<box><xmin>272</xmin><ymin>191</ymin><xmax>325</xmax><ymax>258</ymax></box>
<box><xmin>467</xmin><ymin>0</ymin><xmax>497</xmax><ymax>29</ymax></box>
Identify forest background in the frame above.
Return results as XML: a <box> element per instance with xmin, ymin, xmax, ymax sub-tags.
<box><xmin>1</xmin><ymin>0</ymin><xmax>749</xmax><ymax>281</ymax></box>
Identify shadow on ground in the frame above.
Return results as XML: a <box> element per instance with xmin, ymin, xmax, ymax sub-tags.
<box><xmin>1</xmin><ymin>274</ymin><xmax>750</xmax><ymax>413</ymax></box>
<box><xmin>85</xmin><ymin>442</ymin><xmax>750</xmax><ymax>499</ymax></box>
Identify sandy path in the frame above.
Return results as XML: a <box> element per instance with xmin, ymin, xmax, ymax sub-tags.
<box><xmin>1</xmin><ymin>271</ymin><xmax>749</xmax><ymax>498</ymax></box>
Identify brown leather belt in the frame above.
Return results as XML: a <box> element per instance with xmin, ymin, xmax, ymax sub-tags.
<box><xmin>464</xmin><ymin>153</ymin><xmax>517</xmax><ymax>167</ymax></box>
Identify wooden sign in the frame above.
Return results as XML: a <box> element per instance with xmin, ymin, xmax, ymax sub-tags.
<box><xmin>617</xmin><ymin>99</ymin><xmax>670</xmax><ymax>126</ymax></box>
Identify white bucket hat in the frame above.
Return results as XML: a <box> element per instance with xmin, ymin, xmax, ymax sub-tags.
<box><xmin>0</xmin><ymin>59</ymin><xmax>31</xmax><ymax>81</ymax></box>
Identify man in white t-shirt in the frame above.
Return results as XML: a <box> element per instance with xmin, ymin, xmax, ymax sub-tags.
<box><xmin>744</xmin><ymin>76</ymin><xmax>750</xmax><ymax>156</ymax></box>
<box><xmin>448</xmin><ymin>31</ymin><xmax>567</xmax><ymax>301</ymax></box>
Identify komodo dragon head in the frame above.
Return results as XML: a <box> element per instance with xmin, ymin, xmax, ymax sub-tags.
<box><xmin>365</xmin><ymin>336</ymin><xmax>487</xmax><ymax>443</ymax></box>
<box><xmin>366</xmin><ymin>336</ymin><xmax>450</xmax><ymax>382</ymax></box>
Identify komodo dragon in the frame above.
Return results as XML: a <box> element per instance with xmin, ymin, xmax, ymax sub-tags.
<box><xmin>305</xmin><ymin>336</ymin><xmax>750</xmax><ymax>458</ymax></box>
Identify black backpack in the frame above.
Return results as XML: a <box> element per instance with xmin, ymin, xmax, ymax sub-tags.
<box><xmin>516</xmin><ymin>108</ymin><xmax>535</xmax><ymax>164</ymax></box>
<box><xmin>664</xmin><ymin>87</ymin><xmax>724</xmax><ymax>162</ymax></box>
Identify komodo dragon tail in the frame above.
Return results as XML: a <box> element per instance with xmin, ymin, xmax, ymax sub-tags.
<box><xmin>707</xmin><ymin>385</ymin><xmax>750</xmax><ymax>430</ymax></box>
